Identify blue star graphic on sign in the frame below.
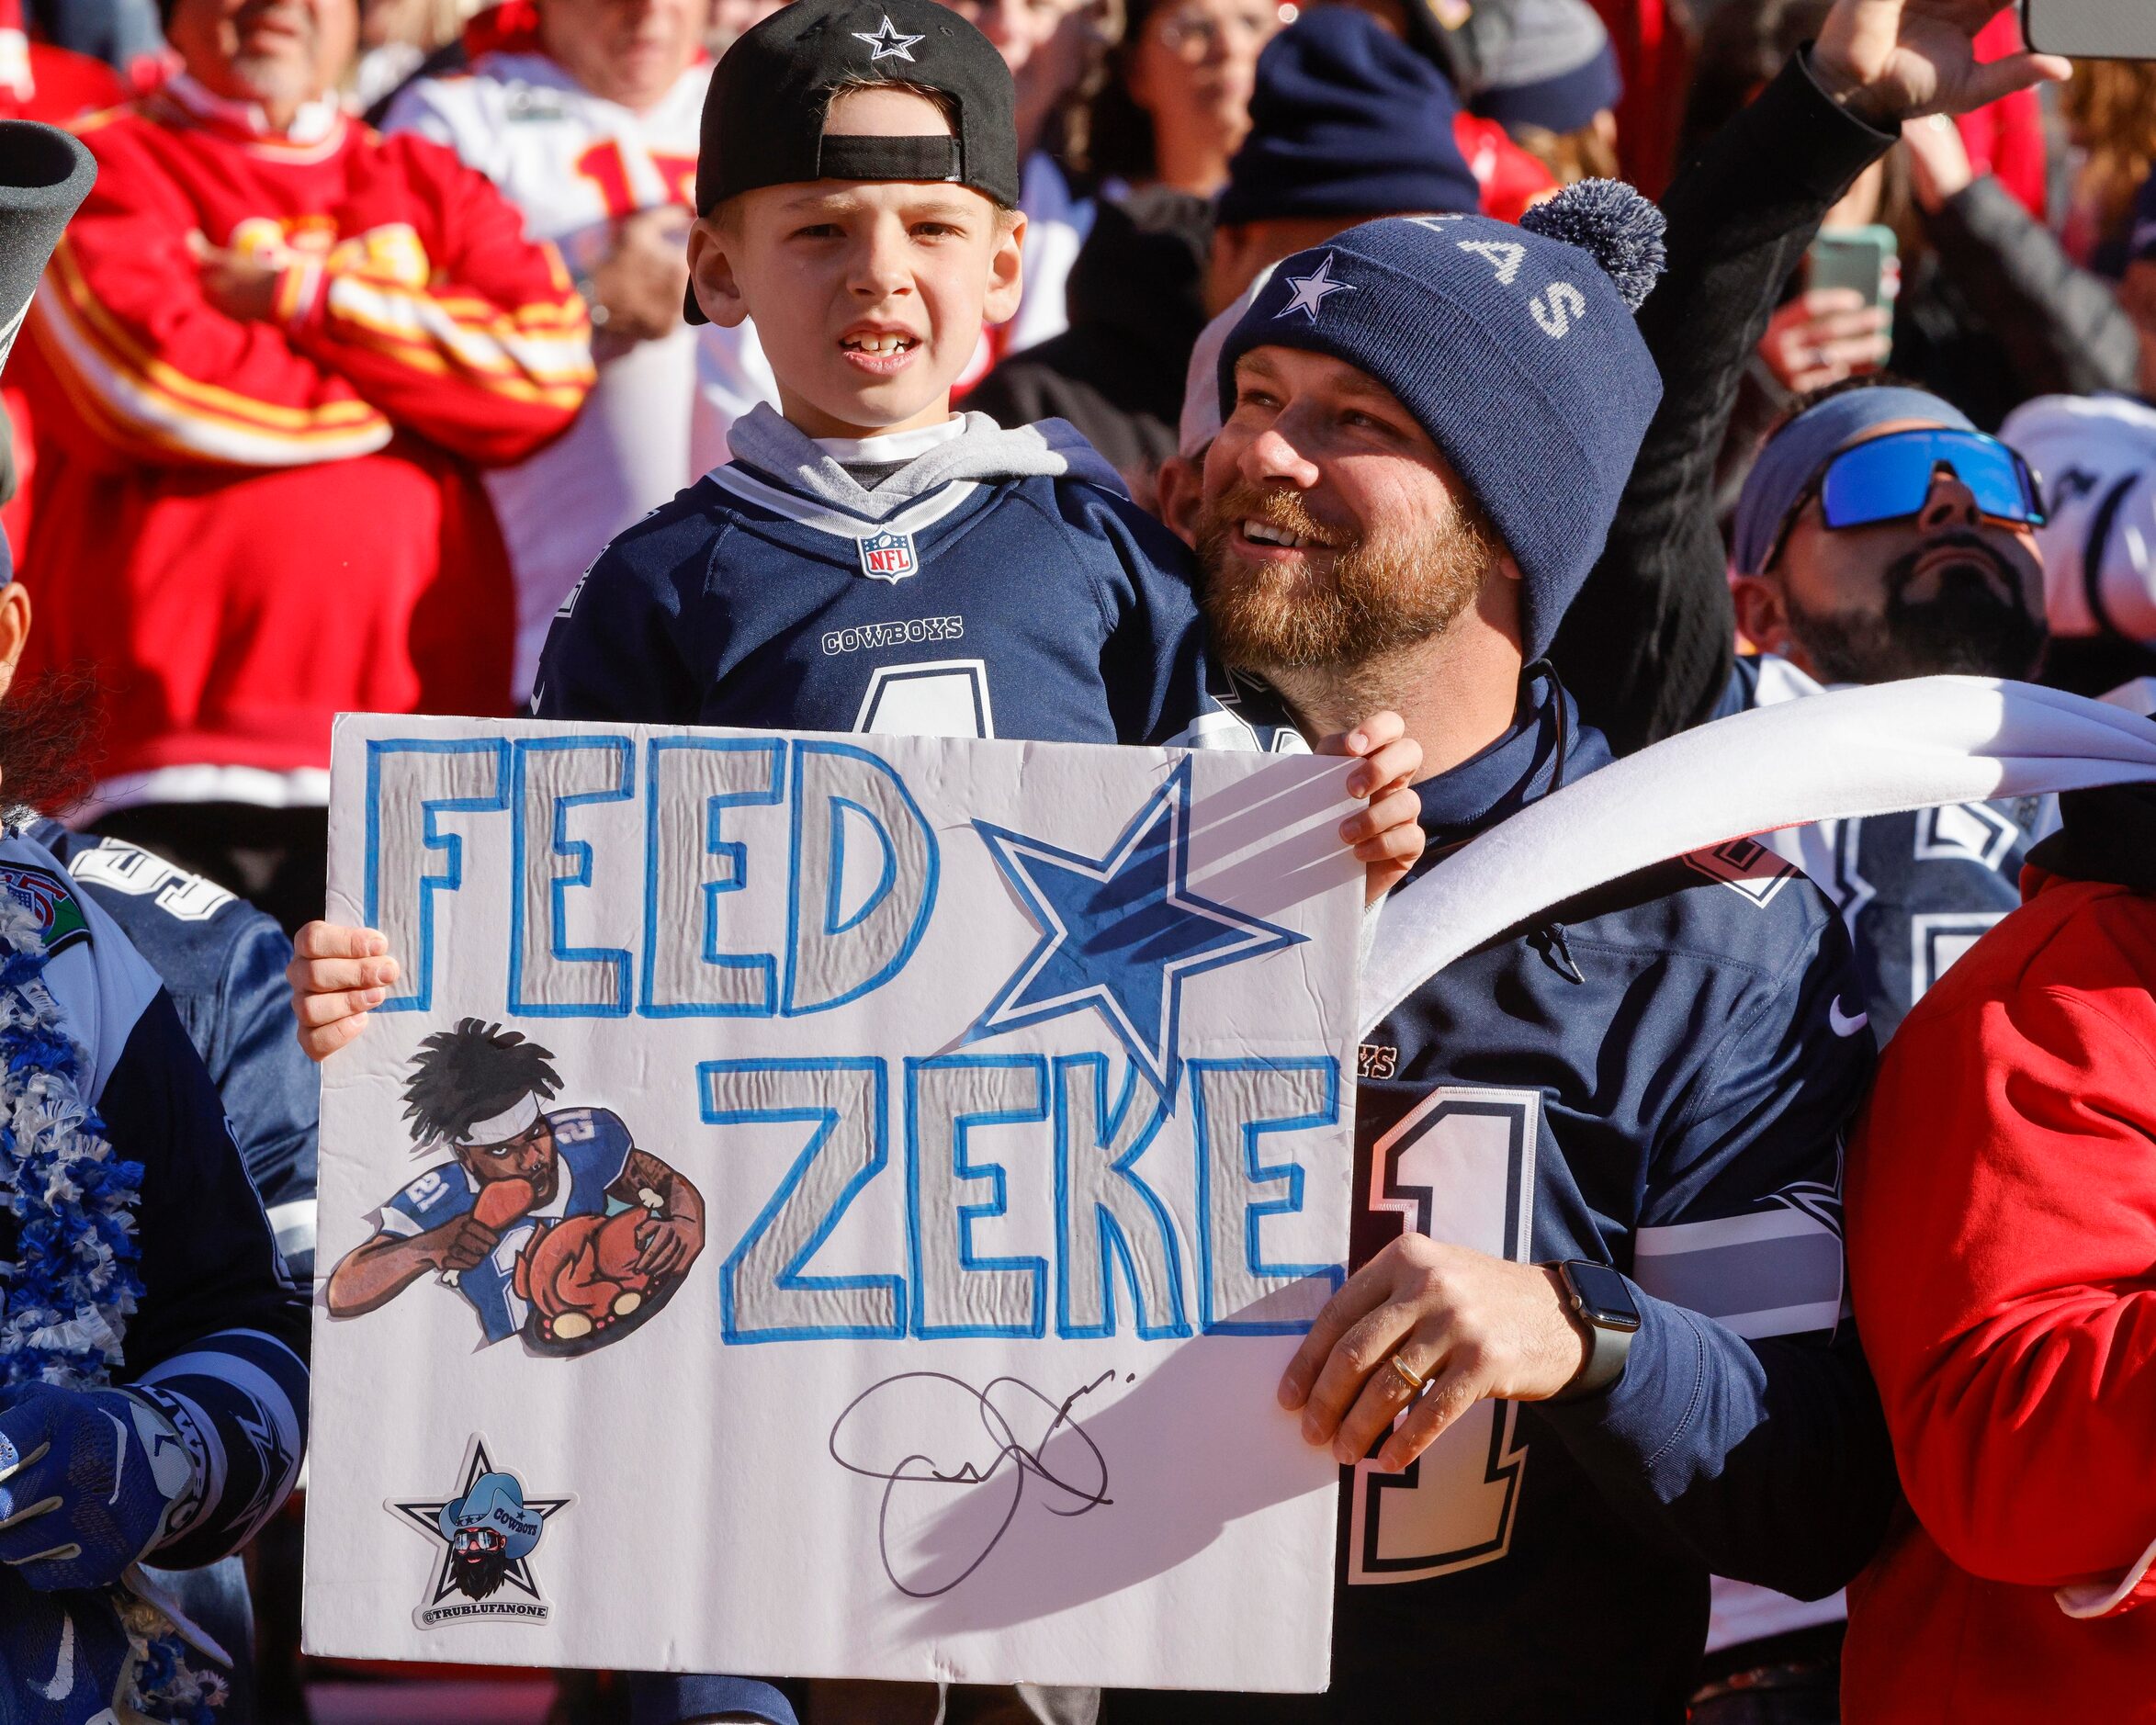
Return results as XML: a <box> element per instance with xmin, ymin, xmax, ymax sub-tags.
<box><xmin>1275</xmin><ymin>253</ymin><xmax>1353</xmax><ymax>322</ymax></box>
<box><xmin>852</xmin><ymin>15</ymin><xmax>925</xmax><ymax>60</ymax></box>
<box><xmin>969</xmin><ymin>758</ymin><xmax>1304</xmax><ymax>1096</ymax></box>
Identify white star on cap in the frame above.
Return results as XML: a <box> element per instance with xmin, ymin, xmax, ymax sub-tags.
<box><xmin>1275</xmin><ymin>254</ymin><xmax>1353</xmax><ymax>322</ymax></box>
<box><xmin>852</xmin><ymin>16</ymin><xmax>926</xmax><ymax>60</ymax></box>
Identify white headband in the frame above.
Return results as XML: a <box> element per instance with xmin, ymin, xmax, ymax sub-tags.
<box><xmin>461</xmin><ymin>1092</ymin><xmax>543</xmax><ymax>1147</ymax></box>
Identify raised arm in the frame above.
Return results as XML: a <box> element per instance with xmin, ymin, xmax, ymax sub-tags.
<box><xmin>1552</xmin><ymin>0</ymin><xmax>2070</xmax><ymax>754</ymax></box>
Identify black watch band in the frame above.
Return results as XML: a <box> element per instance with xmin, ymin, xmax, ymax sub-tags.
<box><xmin>1548</xmin><ymin>1259</ymin><xmax>1641</xmax><ymax>1404</ymax></box>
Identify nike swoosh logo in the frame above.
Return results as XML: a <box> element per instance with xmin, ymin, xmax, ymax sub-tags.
<box><xmin>1829</xmin><ymin>999</ymin><xmax>1869</xmax><ymax>1038</ymax></box>
<box><xmin>36</xmin><ymin>1609</ymin><xmax>73</xmax><ymax>1700</ymax></box>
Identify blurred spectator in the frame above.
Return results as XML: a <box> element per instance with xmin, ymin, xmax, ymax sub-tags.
<box><xmin>2124</xmin><ymin>176</ymin><xmax>2156</xmax><ymax>394</ymax></box>
<box><xmin>1206</xmin><ymin>6</ymin><xmax>1483</xmax><ymax>312</ymax></box>
<box><xmin>1898</xmin><ymin>108</ymin><xmax>2139</xmax><ymax>409</ymax></box>
<box><xmin>0</xmin><ymin>0</ymin><xmax>130</xmax><ymax>119</ymax></box>
<box><xmin>934</xmin><ymin>0</ymin><xmax>1112</xmax><ymax>349</ymax></box>
<box><xmin>1299</xmin><ymin>0</ymin><xmax>1558</xmax><ymax>218</ymax></box>
<box><xmin>966</xmin><ymin>184</ymin><xmax>1211</xmax><ymax>503</ymax></box>
<box><xmin>1694</xmin><ymin>0</ymin><xmax>2134</xmax><ymax>526</ymax></box>
<box><xmin>1462</xmin><ymin>0</ymin><xmax>1622</xmax><ymax>185</ymax></box>
<box><xmin>16</xmin><ymin>0</ymin><xmax>593</xmax><ymax>933</ymax></box>
<box><xmin>2055</xmin><ymin>55</ymin><xmax>2156</xmax><ymax>275</ymax></box>
<box><xmin>1685</xmin><ymin>0</ymin><xmax>2043</xmax><ymax>220</ymax></box>
<box><xmin>382</xmin><ymin>0</ymin><xmax>710</xmax><ymax>699</ymax></box>
<box><xmin>2001</xmin><ymin>392</ymin><xmax>2156</xmax><ymax>699</ymax></box>
<box><xmin>1083</xmin><ymin>0</ymin><xmax>1287</xmax><ymax>195</ymax></box>
<box><xmin>28</xmin><ymin>0</ymin><xmax>167</xmax><ymax>82</ymax></box>
<box><xmin>1304</xmin><ymin>0</ymin><xmax>1473</xmax><ymax>87</ymax></box>
<box><xmin>0</xmin><ymin>0</ymin><xmax>138</xmax><ymax>561</ymax></box>
<box><xmin>1582</xmin><ymin>0</ymin><xmax>1690</xmax><ymax>195</ymax></box>
<box><xmin>350</xmin><ymin>0</ymin><xmax>476</xmax><ymax>111</ymax></box>
<box><xmin>1844</xmin><ymin>774</ymin><xmax>2156</xmax><ymax>1723</ymax></box>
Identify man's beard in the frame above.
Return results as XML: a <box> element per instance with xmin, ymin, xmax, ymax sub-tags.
<box><xmin>1786</xmin><ymin>530</ymin><xmax>2047</xmax><ymax>684</ymax></box>
<box><xmin>450</xmin><ymin>1544</ymin><xmax>513</xmax><ymax>1600</ymax></box>
<box><xmin>1195</xmin><ymin>482</ymin><xmax>1496</xmax><ymax>672</ymax></box>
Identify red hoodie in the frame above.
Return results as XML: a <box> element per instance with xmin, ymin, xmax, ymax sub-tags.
<box><xmin>1845</xmin><ymin>860</ymin><xmax>2156</xmax><ymax>1722</ymax></box>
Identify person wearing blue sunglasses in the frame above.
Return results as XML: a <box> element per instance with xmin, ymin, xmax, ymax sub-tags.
<box><xmin>1731</xmin><ymin>383</ymin><xmax>2049</xmax><ymax>687</ymax></box>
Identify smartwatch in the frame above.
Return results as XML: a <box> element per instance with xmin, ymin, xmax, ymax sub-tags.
<box><xmin>1547</xmin><ymin>1259</ymin><xmax>1641</xmax><ymax>1403</ymax></box>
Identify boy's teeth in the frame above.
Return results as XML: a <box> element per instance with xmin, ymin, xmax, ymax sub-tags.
<box><xmin>848</xmin><ymin>333</ymin><xmax>911</xmax><ymax>355</ymax></box>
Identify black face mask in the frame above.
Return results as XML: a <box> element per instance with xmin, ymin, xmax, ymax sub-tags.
<box><xmin>1789</xmin><ymin>530</ymin><xmax>2048</xmax><ymax>684</ymax></box>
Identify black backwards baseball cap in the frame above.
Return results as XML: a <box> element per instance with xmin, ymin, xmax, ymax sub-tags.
<box><xmin>685</xmin><ymin>0</ymin><xmax>1021</xmax><ymax>324</ymax></box>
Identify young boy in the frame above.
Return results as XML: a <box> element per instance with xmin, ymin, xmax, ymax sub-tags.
<box><xmin>297</xmin><ymin>0</ymin><xmax>1421</xmax><ymax>1038</ymax></box>
<box><xmin>529</xmin><ymin>0</ymin><xmax>1404</xmax><ymax>765</ymax></box>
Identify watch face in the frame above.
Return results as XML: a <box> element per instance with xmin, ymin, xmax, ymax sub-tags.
<box><xmin>1566</xmin><ymin>1261</ymin><xmax>1642</xmax><ymax>1332</ymax></box>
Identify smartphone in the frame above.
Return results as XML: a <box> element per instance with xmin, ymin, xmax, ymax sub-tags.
<box><xmin>1808</xmin><ymin>225</ymin><xmax>1900</xmax><ymax>344</ymax></box>
<box><xmin>2023</xmin><ymin>0</ymin><xmax>2156</xmax><ymax>59</ymax></box>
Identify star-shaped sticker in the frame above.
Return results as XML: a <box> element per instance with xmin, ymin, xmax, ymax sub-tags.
<box><xmin>1275</xmin><ymin>253</ymin><xmax>1353</xmax><ymax>322</ymax></box>
<box><xmin>852</xmin><ymin>15</ymin><xmax>925</xmax><ymax>60</ymax></box>
<box><xmin>391</xmin><ymin>1437</ymin><xmax>571</xmax><ymax>1610</ymax></box>
<box><xmin>969</xmin><ymin>758</ymin><xmax>1304</xmax><ymax>1096</ymax></box>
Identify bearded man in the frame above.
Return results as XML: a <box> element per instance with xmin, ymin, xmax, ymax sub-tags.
<box><xmin>1105</xmin><ymin>186</ymin><xmax>1892</xmax><ymax>1725</ymax></box>
<box><xmin>1721</xmin><ymin>382</ymin><xmax>2056</xmax><ymax>1043</ymax></box>
<box><xmin>1107</xmin><ymin>5</ymin><xmax>2067</xmax><ymax>1713</ymax></box>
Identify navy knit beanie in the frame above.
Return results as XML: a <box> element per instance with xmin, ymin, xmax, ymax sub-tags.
<box><xmin>1216</xmin><ymin>7</ymin><xmax>1480</xmax><ymax>230</ymax></box>
<box><xmin>1217</xmin><ymin>181</ymin><xmax>1668</xmax><ymax>661</ymax></box>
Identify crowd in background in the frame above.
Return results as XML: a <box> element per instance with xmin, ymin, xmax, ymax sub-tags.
<box><xmin>3</xmin><ymin>0</ymin><xmax>2155</xmax><ymax>1718</ymax></box>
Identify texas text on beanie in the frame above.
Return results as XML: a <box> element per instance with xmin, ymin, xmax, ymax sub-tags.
<box><xmin>1216</xmin><ymin>180</ymin><xmax>1667</xmax><ymax>661</ymax></box>
<box><xmin>1217</xmin><ymin>7</ymin><xmax>1479</xmax><ymax>229</ymax></box>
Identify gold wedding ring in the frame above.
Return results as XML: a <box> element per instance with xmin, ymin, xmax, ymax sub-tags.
<box><xmin>1385</xmin><ymin>1353</ymin><xmax>1428</xmax><ymax>1395</ymax></box>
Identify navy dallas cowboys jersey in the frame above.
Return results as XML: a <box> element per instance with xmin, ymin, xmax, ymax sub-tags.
<box><xmin>1721</xmin><ymin>655</ymin><xmax>2051</xmax><ymax>1043</ymax></box>
<box><xmin>533</xmin><ymin>447</ymin><xmax>1249</xmax><ymax>749</ymax></box>
<box><xmin>378</xmin><ymin>1106</ymin><xmax>635</xmax><ymax>1345</ymax></box>
<box><xmin>1112</xmin><ymin>675</ymin><xmax>1897</xmax><ymax>1724</ymax></box>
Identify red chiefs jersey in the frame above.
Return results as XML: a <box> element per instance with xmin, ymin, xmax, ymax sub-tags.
<box><xmin>1845</xmin><ymin>866</ymin><xmax>2156</xmax><ymax>1721</ymax></box>
<box><xmin>17</xmin><ymin>77</ymin><xmax>594</xmax><ymax>789</ymax></box>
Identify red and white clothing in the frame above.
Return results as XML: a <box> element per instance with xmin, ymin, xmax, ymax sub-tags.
<box><xmin>19</xmin><ymin>75</ymin><xmax>592</xmax><ymax>806</ymax></box>
<box><xmin>1844</xmin><ymin>848</ymin><xmax>2156</xmax><ymax>1721</ymax></box>
<box><xmin>383</xmin><ymin>49</ymin><xmax>709</xmax><ymax>697</ymax></box>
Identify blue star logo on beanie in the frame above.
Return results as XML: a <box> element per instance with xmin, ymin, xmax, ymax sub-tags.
<box><xmin>1275</xmin><ymin>254</ymin><xmax>1354</xmax><ymax>322</ymax></box>
<box><xmin>852</xmin><ymin>16</ymin><xmax>925</xmax><ymax>61</ymax></box>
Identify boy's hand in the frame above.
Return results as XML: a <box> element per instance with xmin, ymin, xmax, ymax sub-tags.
<box><xmin>1316</xmin><ymin>711</ymin><xmax>1425</xmax><ymax>905</ymax></box>
<box><xmin>288</xmin><ymin>921</ymin><xmax>398</xmax><ymax>1062</ymax></box>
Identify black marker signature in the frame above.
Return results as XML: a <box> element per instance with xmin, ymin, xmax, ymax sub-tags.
<box><xmin>827</xmin><ymin>1370</ymin><xmax>1120</xmax><ymax>1598</ymax></box>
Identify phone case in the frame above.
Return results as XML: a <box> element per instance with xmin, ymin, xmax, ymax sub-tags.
<box><xmin>2022</xmin><ymin>0</ymin><xmax>2156</xmax><ymax>59</ymax></box>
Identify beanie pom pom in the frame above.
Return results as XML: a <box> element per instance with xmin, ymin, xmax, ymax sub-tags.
<box><xmin>1520</xmin><ymin>178</ymin><xmax>1666</xmax><ymax>312</ymax></box>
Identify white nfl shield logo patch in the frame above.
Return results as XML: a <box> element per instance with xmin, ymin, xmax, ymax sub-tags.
<box><xmin>1682</xmin><ymin>837</ymin><xmax>1798</xmax><ymax>907</ymax></box>
<box><xmin>857</xmin><ymin>528</ymin><xmax>919</xmax><ymax>583</ymax></box>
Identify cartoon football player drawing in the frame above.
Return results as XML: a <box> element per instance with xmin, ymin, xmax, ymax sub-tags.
<box><xmin>324</xmin><ymin>1019</ymin><xmax>705</xmax><ymax>1354</ymax></box>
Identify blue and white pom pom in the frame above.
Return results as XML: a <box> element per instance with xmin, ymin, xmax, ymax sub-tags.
<box><xmin>1520</xmin><ymin>178</ymin><xmax>1667</xmax><ymax>312</ymax></box>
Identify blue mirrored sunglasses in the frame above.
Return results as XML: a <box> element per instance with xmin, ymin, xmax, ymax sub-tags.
<box><xmin>1767</xmin><ymin>428</ymin><xmax>2046</xmax><ymax>569</ymax></box>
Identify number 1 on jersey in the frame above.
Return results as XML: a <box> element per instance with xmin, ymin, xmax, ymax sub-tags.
<box><xmin>1347</xmin><ymin>1088</ymin><xmax>1540</xmax><ymax>1585</ymax></box>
